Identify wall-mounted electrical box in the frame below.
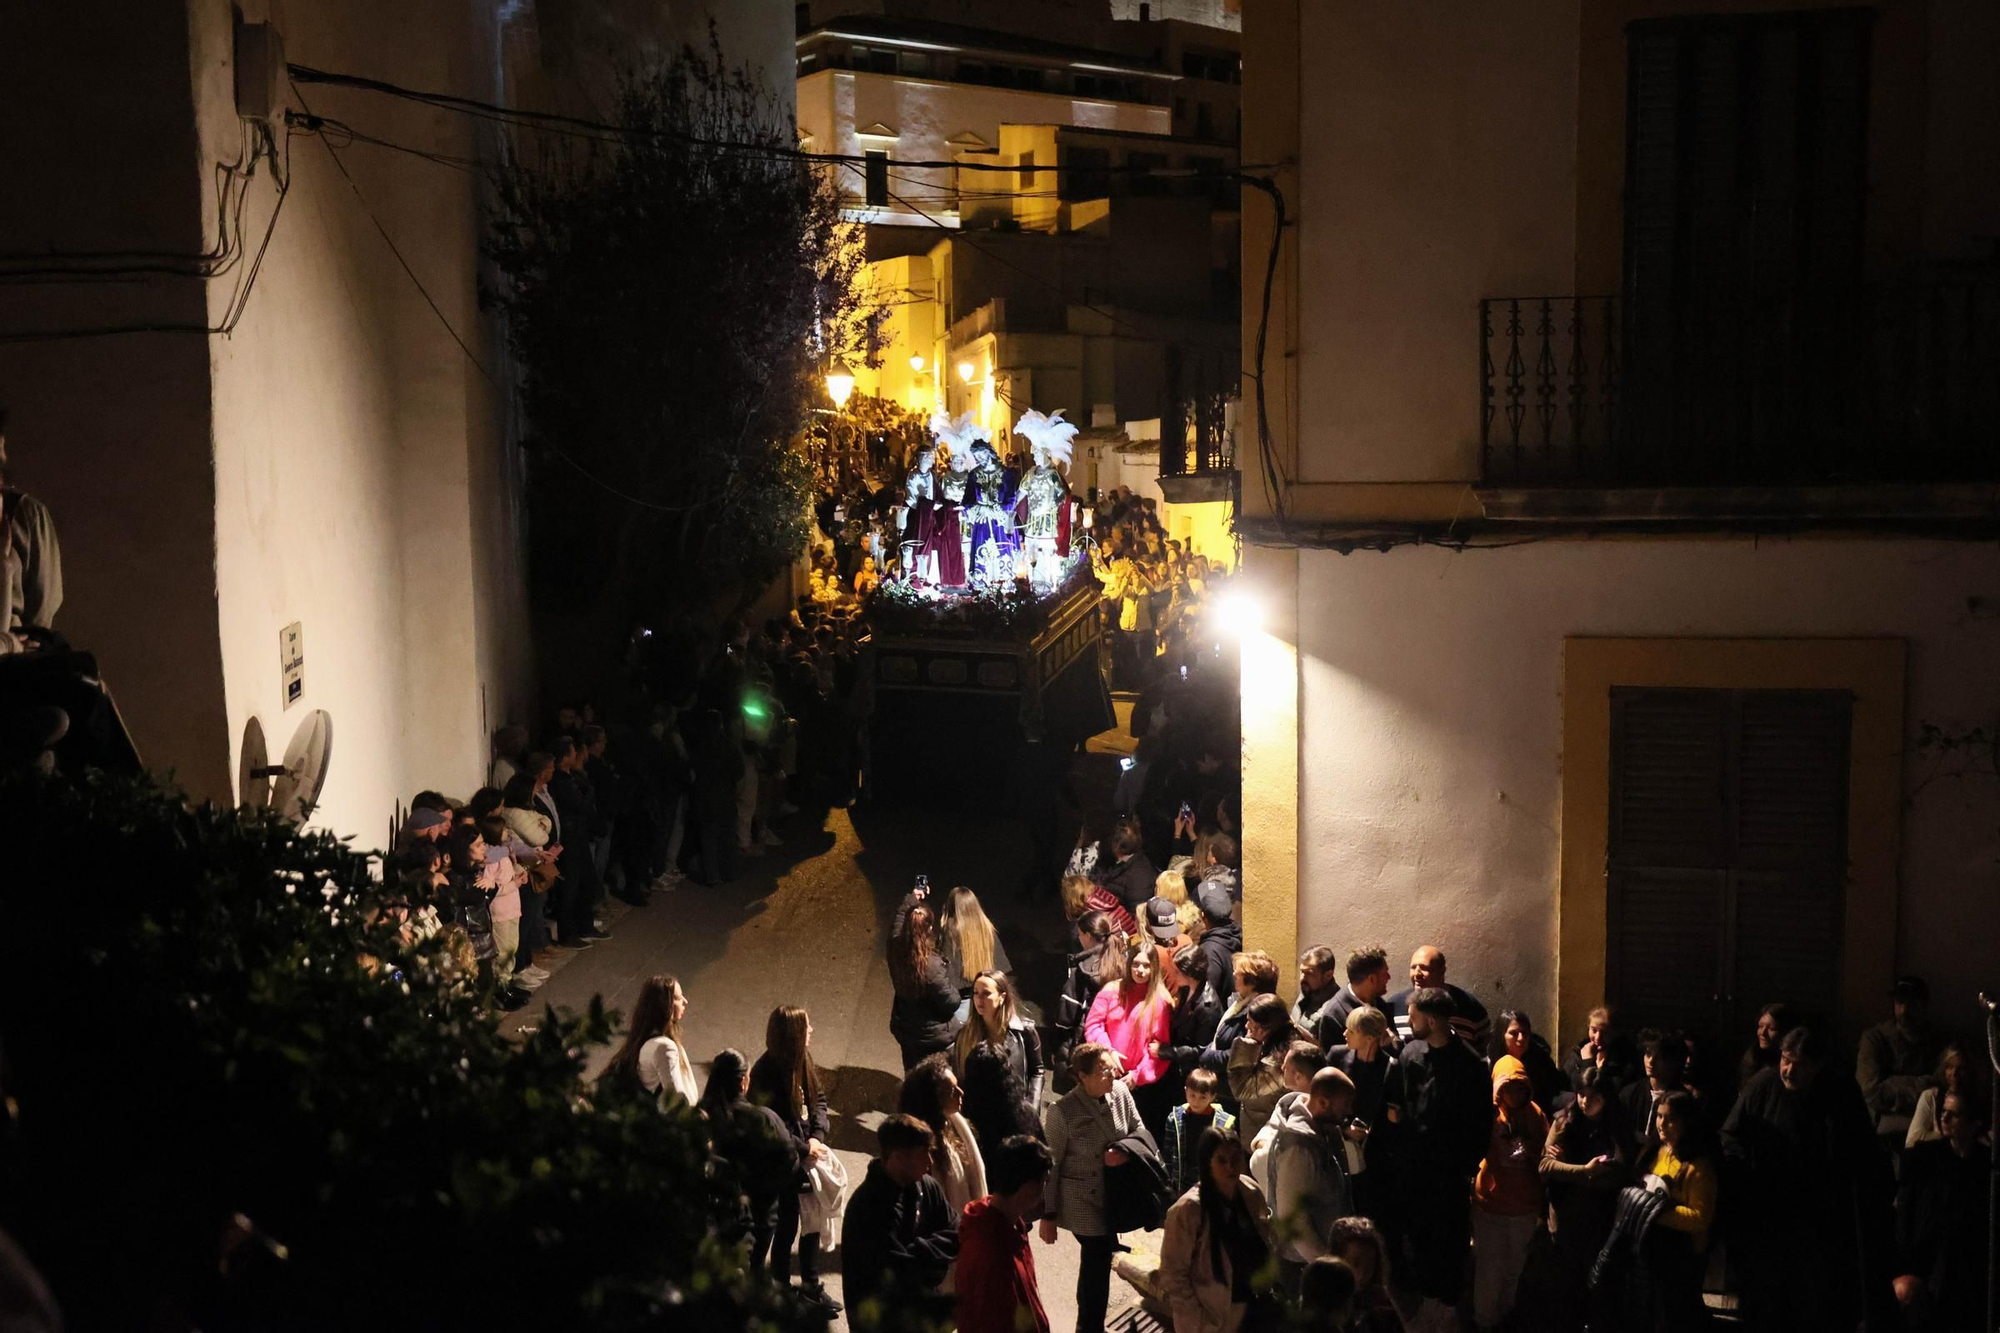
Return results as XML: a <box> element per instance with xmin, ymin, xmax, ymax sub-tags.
<box><xmin>234</xmin><ymin>20</ymin><xmax>286</xmax><ymax>126</ymax></box>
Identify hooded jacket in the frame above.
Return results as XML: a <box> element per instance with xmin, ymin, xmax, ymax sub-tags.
<box><xmin>1195</xmin><ymin>917</ymin><xmax>1243</xmax><ymax>1000</ymax></box>
<box><xmin>1474</xmin><ymin>1057</ymin><xmax>1549</xmax><ymax>1216</ymax></box>
<box><xmin>1267</xmin><ymin>1096</ymin><xmax>1352</xmax><ymax>1262</ymax></box>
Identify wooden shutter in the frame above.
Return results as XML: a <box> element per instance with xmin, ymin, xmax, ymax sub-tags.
<box><xmin>1607</xmin><ymin>686</ymin><xmax>1853</xmax><ymax>1043</ymax></box>
<box><xmin>1728</xmin><ymin>690</ymin><xmax>1850</xmax><ymax>1031</ymax></box>
<box><xmin>1610</xmin><ymin>688</ymin><xmax>1728</xmax><ymax>868</ymax></box>
<box><xmin>1609</xmin><ymin>866</ymin><xmax>1728</xmax><ymax>1038</ymax></box>
<box><xmin>1621</xmin><ymin>10</ymin><xmax>1874</xmax><ymax>482</ymax></box>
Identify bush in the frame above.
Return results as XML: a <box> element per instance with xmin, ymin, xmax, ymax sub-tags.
<box><xmin>0</xmin><ymin>772</ymin><xmax>799</xmax><ymax>1331</ymax></box>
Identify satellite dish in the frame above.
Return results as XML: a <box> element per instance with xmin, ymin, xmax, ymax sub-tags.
<box><xmin>270</xmin><ymin>709</ymin><xmax>334</xmax><ymax>823</ymax></box>
<box><xmin>239</xmin><ymin>716</ymin><xmax>272</xmax><ymax>811</ymax></box>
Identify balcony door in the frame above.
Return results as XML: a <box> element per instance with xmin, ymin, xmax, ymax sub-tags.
<box><xmin>1621</xmin><ymin>9</ymin><xmax>1873</xmax><ymax>483</ymax></box>
<box><xmin>1606</xmin><ymin>687</ymin><xmax>1852</xmax><ymax>1046</ymax></box>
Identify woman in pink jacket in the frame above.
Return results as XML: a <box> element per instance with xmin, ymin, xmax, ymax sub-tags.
<box><xmin>1086</xmin><ymin>935</ymin><xmax>1175</xmax><ymax>1136</ymax></box>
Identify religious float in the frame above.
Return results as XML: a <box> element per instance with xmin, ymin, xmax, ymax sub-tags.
<box><xmin>864</xmin><ymin>408</ymin><xmax>1114</xmax><ymax>789</ymax></box>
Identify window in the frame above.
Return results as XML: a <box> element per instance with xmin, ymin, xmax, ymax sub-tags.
<box><xmin>798</xmin><ymin>53</ymin><xmax>819</xmax><ymax>74</ymax></box>
<box><xmin>863</xmin><ymin>151</ymin><xmax>888</xmax><ymax>208</ymax></box>
<box><xmin>871</xmin><ymin>49</ymin><xmax>897</xmax><ymax>74</ymax></box>
<box><xmin>1621</xmin><ymin>9</ymin><xmax>1873</xmax><ymax>480</ymax></box>
<box><xmin>1606</xmin><ymin>687</ymin><xmax>1852</xmax><ymax>1043</ymax></box>
<box><xmin>1062</xmin><ymin>146</ymin><xmax>1112</xmax><ymax>202</ymax></box>
<box><xmin>898</xmin><ymin>52</ymin><xmax>931</xmax><ymax>77</ymax></box>
<box><xmin>1126</xmin><ymin>150</ymin><xmax>1166</xmax><ymax>196</ymax></box>
<box><xmin>795</xmin><ymin>3</ymin><xmax>811</xmax><ymax>36</ymax></box>
<box><xmin>1018</xmin><ymin>150</ymin><xmax>1037</xmax><ymax>192</ymax></box>
<box><xmin>958</xmin><ymin>61</ymin><xmax>987</xmax><ymax>85</ymax></box>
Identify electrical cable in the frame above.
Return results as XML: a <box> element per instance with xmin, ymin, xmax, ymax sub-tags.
<box><xmin>288</xmin><ymin>62</ymin><xmax>1281</xmax><ymax>181</ymax></box>
<box><xmin>0</xmin><ymin>129</ymin><xmax>289</xmax><ymax>343</ymax></box>
<box><xmin>0</xmin><ymin>121</ymin><xmax>261</xmax><ymax>282</ymax></box>
<box><xmin>284</xmin><ymin>61</ymin><xmax>1298</xmax><ymax>521</ymax></box>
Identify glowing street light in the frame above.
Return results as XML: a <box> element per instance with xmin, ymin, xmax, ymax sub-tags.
<box><xmin>956</xmin><ymin>360</ymin><xmax>976</xmax><ymax>383</ymax></box>
<box><xmin>1212</xmin><ymin>588</ymin><xmax>1263</xmax><ymax>637</ymax></box>
<box><xmin>825</xmin><ymin>364</ymin><xmax>856</xmax><ymax>409</ymax></box>
<box><xmin>909</xmin><ymin>354</ymin><xmax>927</xmax><ymax>373</ymax></box>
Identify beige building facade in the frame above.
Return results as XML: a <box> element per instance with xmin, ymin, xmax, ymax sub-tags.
<box><xmin>1239</xmin><ymin>0</ymin><xmax>2000</xmax><ymax>1048</ymax></box>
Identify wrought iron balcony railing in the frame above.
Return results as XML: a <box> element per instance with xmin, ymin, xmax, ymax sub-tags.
<box><xmin>1480</xmin><ymin>280</ymin><xmax>2000</xmax><ymax>488</ymax></box>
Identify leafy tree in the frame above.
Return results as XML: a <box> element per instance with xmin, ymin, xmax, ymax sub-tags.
<box><xmin>0</xmin><ymin>772</ymin><xmax>804</xmax><ymax>1331</ymax></box>
<box><xmin>486</xmin><ymin>42</ymin><xmax>883</xmax><ymax>627</ymax></box>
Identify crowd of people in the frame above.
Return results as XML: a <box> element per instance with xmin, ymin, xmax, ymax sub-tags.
<box><xmin>381</xmin><ymin>600</ymin><xmax>881</xmax><ymax>1010</ymax></box>
<box><xmin>865</xmin><ymin>886</ymin><xmax>1992</xmax><ymax>1333</ymax></box>
<box><xmin>362</xmin><ymin>436</ymin><xmax>1994</xmax><ymax>1333</ymax></box>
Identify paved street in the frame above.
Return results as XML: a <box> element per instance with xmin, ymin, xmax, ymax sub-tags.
<box><xmin>506</xmin><ymin>712</ymin><xmax>1154</xmax><ymax>1332</ymax></box>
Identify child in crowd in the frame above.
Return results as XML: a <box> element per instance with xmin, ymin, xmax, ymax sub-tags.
<box><xmin>1161</xmin><ymin>1067</ymin><xmax>1236</xmax><ymax>1195</ymax></box>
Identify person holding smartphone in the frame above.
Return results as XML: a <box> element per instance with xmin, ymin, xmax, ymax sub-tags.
<box><xmin>890</xmin><ymin>876</ymin><xmax>960</xmax><ymax>1070</ymax></box>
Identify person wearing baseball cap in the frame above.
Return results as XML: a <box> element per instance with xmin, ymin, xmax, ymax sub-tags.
<box><xmin>1859</xmin><ymin>974</ymin><xmax>1939</xmax><ymax>1136</ymax></box>
<box><xmin>1192</xmin><ymin>879</ymin><xmax>1242</xmax><ymax>999</ymax></box>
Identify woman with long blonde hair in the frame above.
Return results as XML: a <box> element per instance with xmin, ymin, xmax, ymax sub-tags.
<box><xmin>1085</xmin><ymin>935</ymin><xmax>1176</xmax><ymax>1135</ymax></box>
<box><xmin>939</xmin><ymin>885</ymin><xmax>1012</xmax><ymax>996</ymax></box>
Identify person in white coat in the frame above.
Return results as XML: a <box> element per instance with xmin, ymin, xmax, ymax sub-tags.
<box><xmin>603</xmin><ymin>974</ymin><xmax>698</xmax><ymax>1106</ymax></box>
<box><xmin>1159</xmin><ymin>1128</ymin><xmax>1276</xmax><ymax>1333</ymax></box>
<box><xmin>1041</xmin><ymin>1042</ymin><xmax>1144</xmax><ymax>1333</ymax></box>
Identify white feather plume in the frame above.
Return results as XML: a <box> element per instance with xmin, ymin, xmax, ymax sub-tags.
<box><xmin>928</xmin><ymin>409</ymin><xmax>984</xmax><ymax>453</ymax></box>
<box><xmin>1013</xmin><ymin>408</ymin><xmax>1079</xmax><ymax>469</ymax></box>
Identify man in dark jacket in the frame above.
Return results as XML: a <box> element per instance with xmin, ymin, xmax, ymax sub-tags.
<box><xmin>546</xmin><ymin>737</ymin><xmax>608</xmax><ymax>945</ymax></box>
<box><xmin>1192</xmin><ymin>879</ymin><xmax>1242</xmax><ymax>999</ymax></box>
<box><xmin>1396</xmin><ymin>987</ymin><xmax>1492</xmax><ymax>1306</ymax></box>
<box><xmin>1291</xmin><ymin>945</ymin><xmax>1342</xmax><ymax>1033</ymax></box>
<box><xmin>1092</xmin><ymin>824</ymin><xmax>1158</xmax><ymax>912</ymax></box>
<box><xmin>1721</xmin><ymin>1026</ymin><xmax>1897</xmax><ymax>1333</ymax></box>
<box><xmin>1312</xmin><ymin>945</ymin><xmax>1394</xmax><ymax>1051</ymax></box>
<box><xmin>842</xmin><ymin>1114</ymin><xmax>959</xmax><ymax>1322</ymax></box>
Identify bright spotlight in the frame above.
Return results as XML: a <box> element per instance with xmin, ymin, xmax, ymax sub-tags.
<box><xmin>1213</xmin><ymin>589</ymin><xmax>1263</xmax><ymax>636</ymax></box>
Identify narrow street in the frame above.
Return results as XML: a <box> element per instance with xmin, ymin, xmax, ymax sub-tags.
<box><xmin>506</xmin><ymin>710</ymin><xmax>1152</xmax><ymax>1331</ymax></box>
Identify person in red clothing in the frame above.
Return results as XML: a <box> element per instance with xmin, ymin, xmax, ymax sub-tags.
<box><xmin>957</xmin><ymin>1135</ymin><xmax>1054</xmax><ymax>1333</ymax></box>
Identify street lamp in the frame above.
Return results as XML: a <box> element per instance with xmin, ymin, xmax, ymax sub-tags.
<box><xmin>909</xmin><ymin>354</ymin><xmax>927</xmax><ymax>373</ymax></box>
<box><xmin>1212</xmin><ymin>588</ymin><xmax>1263</xmax><ymax>637</ymax></box>
<box><xmin>825</xmin><ymin>364</ymin><xmax>856</xmax><ymax>409</ymax></box>
<box><xmin>956</xmin><ymin>360</ymin><xmax>976</xmax><ymax>383</ymax></box>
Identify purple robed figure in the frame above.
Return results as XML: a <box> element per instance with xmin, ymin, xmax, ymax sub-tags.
<box><xmin>962</xmin><ymin>439</ymin><xmax>1020</xmax><ymax>585</ymax></box>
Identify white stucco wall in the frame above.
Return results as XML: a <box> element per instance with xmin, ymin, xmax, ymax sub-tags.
<box><xmin>195</xmin><ymin>0</ymin><xmax>532</xmax><ymax>838</ymax></box>
<box><xmin>1292</xmin><ymin>537</ymin><xmax>2000</xmax><ymax>1038</ymax></box>
<box><xmin>1294</xmin><ymin>0</ymin><xmax>1579</xmax><ymax>484</ymax></box>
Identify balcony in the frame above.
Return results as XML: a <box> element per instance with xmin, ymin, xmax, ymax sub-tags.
<box><xmin>1478</xmin><ymin>280</ymin><xmax>2000</xmax><ymax>499</ymax></box>
<box><xmin>1158</xmin><ymin>344</ymin><xmax>1237</xmax><ymax>504</ymax></box>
